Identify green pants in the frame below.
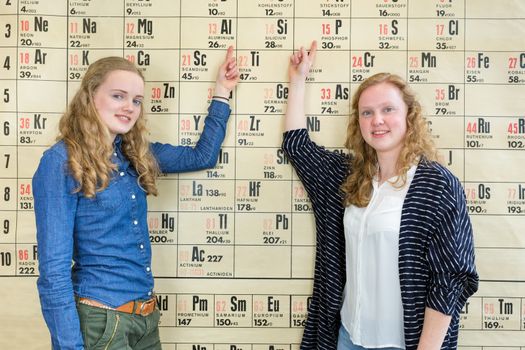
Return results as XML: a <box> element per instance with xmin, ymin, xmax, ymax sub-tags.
<box><xmin>77</xmin><ymin>302</ymin><xmax>162</xmax><ymax>350</ymax></box>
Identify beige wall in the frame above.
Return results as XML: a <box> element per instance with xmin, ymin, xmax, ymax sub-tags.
<box><xmin>1</xmin><ymin>0</ymin><xmax>524</xmax><ymax>348</ymax></box>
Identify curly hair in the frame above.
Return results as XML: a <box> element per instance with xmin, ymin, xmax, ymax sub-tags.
<box><xmin>58</xmin><ymin>56</ymin><xmax>160</xmax><ymax>198</ymax></box>
<box><xmin>341</xmin><ymin>73</ymin><xmax>438</xmax><ymax>207</ymax></box>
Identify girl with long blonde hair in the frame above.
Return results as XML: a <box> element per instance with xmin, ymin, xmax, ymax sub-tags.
<box><xmin>282</xmin><ymin>41</ymin><xmax>477</xmax><ymax>350</ymax></box>
<box><xmin>34</xmin><ymin>49</ymin><xmax>239</xmax><ymax>350</ymax></box>
<box><xmin>342</xmin><ymin>72</ymin><xmax>438</xmax><ymax>208</ymax></box>
<box><xmin>59</xmin><ymin>56</ymin><xmax>159</xmax><ymax>198</ymax></box>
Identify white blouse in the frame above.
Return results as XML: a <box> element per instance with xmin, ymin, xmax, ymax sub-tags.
<box><xmin>340</xmin><ymin>165</ymin><xmax>417</xmax><ymax>349</ymax></box>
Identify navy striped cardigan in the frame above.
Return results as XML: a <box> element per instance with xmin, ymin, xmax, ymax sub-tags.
<box><xmin>282</xmin><ymin>129</ymin><xmax>478</xmax><ymax>350</ymax></box>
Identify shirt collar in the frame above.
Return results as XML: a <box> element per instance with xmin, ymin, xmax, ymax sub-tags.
<box><xmin>114</xmin><ymin>135</ymin><xmax>123</xmax><ymax>149</ymax></box>
<box><xmin>373</xmin><ymin>164</ymin><xmax>417</xmax><ymax>190</ymax></box>
<box><xmin>112</xmin><ymin>135</ymin><xmax>127</xmax><ymax>169</ymax></box>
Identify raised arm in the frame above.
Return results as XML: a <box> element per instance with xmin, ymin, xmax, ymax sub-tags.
<box><xmin>285</xmin><ymin>41</ymin><xmax>317</xmax><ymax>131</ymax></box>
<box><xmin>153</xmin><ymin>46</ymin><xmax>239</xmax><ymax>173</ymax></box>
<box><xmin>212</xmin><ymin>45</ymin><xmax>239</xmax><ymax>101</ymax></box>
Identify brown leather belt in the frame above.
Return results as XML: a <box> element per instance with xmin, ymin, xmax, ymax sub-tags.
<box><xmin>78</xmin><ymin>296</ymin><xmax>156</xmax><ymax>316</ymax></box>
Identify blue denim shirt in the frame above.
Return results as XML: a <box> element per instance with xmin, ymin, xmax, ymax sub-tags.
<box><xmin>33</xmin><ymin>100</ymin><xmax>230</xmax><ymax>350</ymax></box>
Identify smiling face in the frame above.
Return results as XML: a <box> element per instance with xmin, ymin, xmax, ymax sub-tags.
<box><xmin>357</xmin><ymin>82</ymin><xmax>408</xmax><ymax>161</ymax></box>
<box><xmin>93</xmin><ymin>69</ymin><xmax>144</xmax><ymax>141</ymax></box>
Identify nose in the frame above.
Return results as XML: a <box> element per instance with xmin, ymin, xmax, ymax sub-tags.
<box><xmin>123</xmin><ymin>98</ymin><xmax>134</xmax><ymax>112</ymax></box>
<box><xmin>371</xmin><ymin>113</ymin><xmax>384</xmax><ymax>126</ymax></box>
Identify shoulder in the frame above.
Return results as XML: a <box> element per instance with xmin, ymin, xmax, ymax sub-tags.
<box><xmin>35</xmin><ymin>141</ymin><xmax>69</xmax><ymax>173</ymax></box>
<box><xmin>33</xmin><ymin>141</ymin><xmax>79</xmax><ymax>198</ymax></box>
<box><xmin>416</xmin><ymin>160</ymin><xmax>460</xmax><ymax>186</ymax></box>
<box><xmin>44</xmin><ymin>141</ymin><xmax>68</xmax><ymax>160</ymax></box>
<box><xmin>415</xmin><ymin>160</ymin><xmax>463</xmax><ymax>202</ymax></box>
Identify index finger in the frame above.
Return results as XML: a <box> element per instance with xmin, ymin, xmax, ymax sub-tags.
<box><xmin>225</xmin><ymin>45</ymin><xmax>235</xmax><ymax>61</ymax></box>
<box><xmin>308</xmin><ymin>40</ymin><xmax>317</xmax><ymax>62</ymax></box>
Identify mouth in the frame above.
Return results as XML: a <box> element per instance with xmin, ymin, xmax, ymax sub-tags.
<box><xmin>371</xmin><ymin>130</ymin><xmax>389</xmax><ymax>136</ymax></box>
<box><xmin>116</xmin><ymin>114</ymin><xmax>131</xmax><ymax>122</ymax></box>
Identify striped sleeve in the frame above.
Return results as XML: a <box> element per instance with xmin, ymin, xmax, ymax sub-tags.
<box><xmin>282</xmin><ymin>128</ymin><xmax>349</xmax><ymax>349</ymax></box>
<box><xmin>281</xmin><ymin>128</ymin><xmax>348</xmax><ymax>207</ymax></box>
<box><xmin>426</xmin><ymin>171</ymin><xmax>479</xmax><ymax>316</ymax></box>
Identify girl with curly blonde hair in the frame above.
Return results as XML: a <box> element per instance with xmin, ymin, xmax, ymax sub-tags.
<box><xmin>341</xmin><ymin>72</ymin><xmax>438</xmax><ymax>207</ymax></box>
<box><xmin>59</xmin><ymin>56</ymin><xmax>160</xmax><ymax>198</ymax></box>
<box><xmin>34</xmin><ymin>49</ymin><xmax>239</xmax><ymax>350</ymax></box>
<box><xmin>282</xmin><ymin>41</ymin><xmax>477</xmax><ymax>350</ymax></box>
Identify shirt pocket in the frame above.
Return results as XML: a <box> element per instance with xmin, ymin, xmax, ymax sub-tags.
<box><xmin>82</xmin><ymin>179</ymin><xmax>126</xmax><ymax>212</ymax></box>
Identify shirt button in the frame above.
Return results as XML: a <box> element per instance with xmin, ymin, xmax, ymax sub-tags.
<box><xmin>140</xmin><ymin>244</ymin><xmax>144</xmax><ymax>249</ymax></box>
<box><xmin>146</xmin><ymin>266</ymin><xmax>151</xmax><ymax>272</ymax></box>
<box><xmin>131</xmin><ymin>194</ymin><xmax>136</xmax><ymax>199</ymax></box>
<box><xmin>113</xmin><ymin>152</ymin><xmax>117</xmax><ymax>157</ymax></box>
<box><xmin>148</xmin><ymin>291</ymin><xmax>152</xmax><ymax>296</ymax></box>
<box><xmin>119</xmin><ymin>171</ymin><xmax>125</xmax><ymax>176</ymax></box>
<box><xmin>133</xmin><ymin>220</ymin><xmax>138</xmax><ymax>225</ymax></box>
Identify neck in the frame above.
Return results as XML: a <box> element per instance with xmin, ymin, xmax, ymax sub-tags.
<box><xmin>377</xmin><ymin>153</ymin><xmax>399</xmax><ymax>184</ymax></box>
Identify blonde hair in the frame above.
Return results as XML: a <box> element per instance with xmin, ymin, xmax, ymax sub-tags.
<box><xmin>58</xmin><ymin>56</ymin><xmax>159</xmax><ymax>198</ymax></box>
<box><xmin>341</xmin><ymin>73</ymin><xmax>437</xmax><ymax>207</ymax></box>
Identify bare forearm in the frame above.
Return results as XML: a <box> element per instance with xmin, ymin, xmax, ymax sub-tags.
<box><xmin>417</xmin><ymin>307</ymin><xmax>452</xmax><ymax>350</ymax></box>
<box><xmin>285</xmin><ymin>41</ymin><xmax>316</xmax><ymax>132</ymax></box>
<box><xmin>285</xmin><ymin>80</ymin><xmax>307</xmax><ymax>131</ymax></box>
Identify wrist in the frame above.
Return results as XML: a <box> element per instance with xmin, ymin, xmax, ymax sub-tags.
<box><xmin>213</xmin><ymin>85</ymin><xmax>230</xmax><ymax>99</ymax></box>
<box><xmin>289</xmin><ymin>77</ymin><xmax>307</xmax><ymax>87</ymax></box>
<box><xmin>212</xmin><ymin>95</ymin><xmax>229</xmax><ymax>103</ymax></box>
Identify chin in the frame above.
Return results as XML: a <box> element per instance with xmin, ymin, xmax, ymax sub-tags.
<box><xmin>111</xmin><ymin>129</ymin><xmax>131</xmax><ymax>136</ymax></box>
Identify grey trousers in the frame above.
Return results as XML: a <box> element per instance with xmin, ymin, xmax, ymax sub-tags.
<box><xmin>77</xmin><ymin>302</ymin><xmax>162</xmax><ymax>350</ymax></box>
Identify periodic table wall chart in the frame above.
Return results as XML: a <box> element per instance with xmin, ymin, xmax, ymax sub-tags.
<box><xmin>0</xmin><ymin>0</ymin><xmax>524</xmax><ymax>349</ymax></box>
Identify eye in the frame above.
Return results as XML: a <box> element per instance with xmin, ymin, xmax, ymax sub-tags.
<box><xmin>112</xmin><ymin>94</ymin><xmax>123</xmax><ymax>100</ymax></box>
<box><xmin>384</xmin><ymin>106</ymin><xmax>394</xmax><ymax>113</ymax></box>
<box><xmin>133</xmin><ymin>99</ymin><xmax>143</xmax><ymax>106</ymax></box>
<box><xmin>360</xmin><ymin>110</ymin><xmax>371</xmax><ymax>117</ymax></box>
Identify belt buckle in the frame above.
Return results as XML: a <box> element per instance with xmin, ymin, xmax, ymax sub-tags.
<box><xmin>139</xmin><ymin>298</ymin><xmax>155</xmax><ymax>316</ymax></box>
